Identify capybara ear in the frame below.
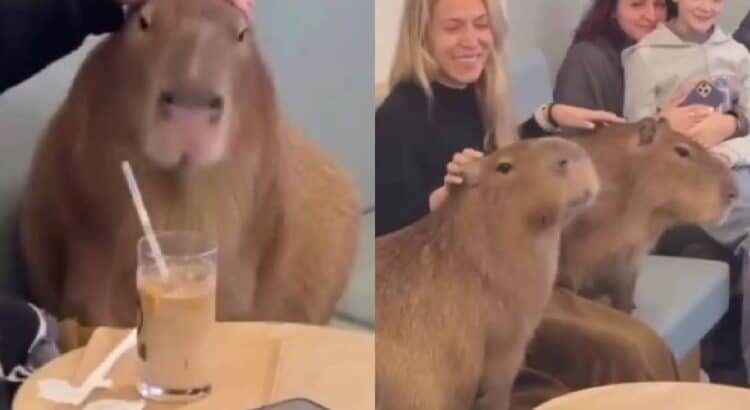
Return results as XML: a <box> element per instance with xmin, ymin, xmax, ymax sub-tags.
<box><xmin>637</xmin><ymin>117</ymin><xmax>661</xmax><ymax>146</ymax></box>
<box><xmin>128</xmin><ymin>1</ymin><xmax>154</xmax><ymax>27</ymax></box>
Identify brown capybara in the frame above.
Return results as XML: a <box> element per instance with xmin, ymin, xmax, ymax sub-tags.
<box><xmin>376</xmin><ymin>137</ymin><xmax>600</xmax><ymax>410</ymax></box>
<box><xmin>19</xmin><ymin>0</ymin><xmax>360</xmax><ymax>331</ymax></box>
<box><xmin>556</xmin><ymin>117</ymin><xmax>738</xmax><ymax>313</ymax></box>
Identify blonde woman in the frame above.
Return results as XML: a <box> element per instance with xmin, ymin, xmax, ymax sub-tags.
<box><xmin>375</xmin><ymin>0</ymin><xmax>679</xmax><ymax>407</ymax></box>
<box><xmin>375</xmin><ymin>0</ymin><xmax>622</xmax><ymax>236</ymax></box>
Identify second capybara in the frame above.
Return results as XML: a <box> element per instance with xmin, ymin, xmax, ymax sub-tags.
<box><xmin>556</xmin><ymin>118</ymin><xmax>738</xmax><ymax>312</ymax></box>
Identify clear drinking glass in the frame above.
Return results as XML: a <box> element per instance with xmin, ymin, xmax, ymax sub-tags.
<box><xmin>135</xmin><ymin>230</ymin><xmax>217</xmax><ymax>402</ymax></box>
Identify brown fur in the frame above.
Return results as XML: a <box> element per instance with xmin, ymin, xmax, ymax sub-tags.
<box><xmin>556</xmin><ymin>118</ymin><xmax>738</xmax><ymax>312</ymax></box>
<box><xmin>375</xmin><ymin>138</ymin><xmax>600</xmax><ymax>410</ymax></box>
<box><xmin>19</xmin><ymin>0</ymin><xmax>360</xmax><ymax>333</ymax></box>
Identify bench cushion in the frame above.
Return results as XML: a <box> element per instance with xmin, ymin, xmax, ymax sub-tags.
<box><xmin>634</xmin><ymin>255</ymin><xmax>730</xmax><ymax>360</ymax></box>
<box><xmin>335</xmin><ymin>211</ymin><xmax>375</xmax><ymax>329</ymax></box>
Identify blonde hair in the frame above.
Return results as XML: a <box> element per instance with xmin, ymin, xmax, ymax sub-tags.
<box><xmin>388</xmin><ymin>0</ymin><xmax>517</xmax><ymax>151</ymax></box>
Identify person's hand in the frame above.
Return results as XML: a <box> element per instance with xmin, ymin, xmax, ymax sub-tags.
<box><xmin>549</xmin><ymin>104</ymin><xmax>625</xmax><ymax>130</ymax></box>
<box><xmin>686</xmin><ymin>113</ymin><xmax>738</xmax><ymax>148</ymax></box>
<box><xmin>429</xmin><ymin>148</ymin><xmax>484</xmax><ymax>211</ymax></box>
<box><xmin>659</xmin><ymin>104</ymin><xmax>714</xmax><ymax>135</ymax></box>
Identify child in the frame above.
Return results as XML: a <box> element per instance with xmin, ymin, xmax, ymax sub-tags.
<box><xmin>622</xmin><ymin>0</ymin><xmax>750</xmax><ymax>383</ymax></box>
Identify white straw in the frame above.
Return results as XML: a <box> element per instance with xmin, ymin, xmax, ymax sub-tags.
<box><xmin>121</xmin><ymin>161</ymin><xmax>169</xmax><ymax>281</ymax></box>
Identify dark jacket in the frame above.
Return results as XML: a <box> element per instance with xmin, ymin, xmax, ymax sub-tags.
<box><xmin>553</xmin><ymin>34</ymin><xmax>633</xmax><ymax>116</ymax></box>
<box><xmin>735</xmin><ymin>10</ymin><xmax>750</xmax><ymax>51</ymax></box>
<box><xmin>0</xmin><ymin>0</ymin><xmax>125</xmax><ymax>94</ymax></box>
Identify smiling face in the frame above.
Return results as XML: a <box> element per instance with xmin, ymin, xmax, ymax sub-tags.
<box><xmin>672</xmin><ymin>0</ymin><xmax>725</xmax><ymax>34</ymax></box>
<box><xmin>114</xmin><ymin>0</ymin><xmax>271</xmax><ymax>171</ymax></box>
<box><xmin>616</xmin><ymin>0</ymin><xmax>669</xmax><ymax>41</ymax></box>
<box><xmin>427</xmin><ymin>0</ymin><xmax>493</xmax><ymax>88</ymax></box>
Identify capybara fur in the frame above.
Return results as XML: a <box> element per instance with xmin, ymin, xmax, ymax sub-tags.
<box><xmin>376</xmin><ymin>138</ymin><xmax>600</xmax><ymax>410</ymax></box>
<box><xmin>20</xmin><ymin>0</ymin><xmax>360</xmax><ymax>331</ymax></box>
<box><xmin>556</xmin><ymin>118</ymin><xmax>738</xmax><ymax>312</ymax></box>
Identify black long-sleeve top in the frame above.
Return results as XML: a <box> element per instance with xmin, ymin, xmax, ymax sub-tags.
<box><xmin>0</xmin><ymin>0</ymin><xmax>125</xmax><ymax>94</ymax></box>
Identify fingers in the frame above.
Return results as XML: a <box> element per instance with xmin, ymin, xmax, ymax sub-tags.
<box><xmin>445</xmin><ymin>148</ymin><xmax>483</xmax><ymax>186</ymax></box>
<box><xmin>445</xmin><ymin>174</ymin><xmax>463</xmax><ymax>185</ymax></box>
<box><xmin>554</xmin><ymin>105</ymin><xmax>625</xmax><ymax>130</ymax></box>
<box><xmin>463</xmin><ymin>148</ymin><xmax>484</xmax><ymax>158</ymax></box>
<box><xmin>587</xmin><ymin>110</ymin><xmax>625</xmax><ymax>124</ymax></box>
<box><xmin>448</xmin><ymin>149</ymin><xmax>483</xmax><ymax>172</ymax></box>
<box><xmin>685</xmin><ymin>105</ymin><xmax>714</xmax><ymax>122</ymax></box>
<box><xmin>447</xmin><ymin>162</ymin><xmax>462</xmax><ymax>175</ymax></box>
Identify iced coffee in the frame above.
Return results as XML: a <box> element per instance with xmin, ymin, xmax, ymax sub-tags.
<box><xmin>135</xmin><ymin>231</ymin><xmax>217</xmax><ymax>402</ymax></box>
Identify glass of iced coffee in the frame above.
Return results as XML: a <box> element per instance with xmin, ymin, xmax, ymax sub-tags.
<box><xmin>135</xmin><ymin>230</ymin><xmax>217</xmax><ymax>402</ymax></box>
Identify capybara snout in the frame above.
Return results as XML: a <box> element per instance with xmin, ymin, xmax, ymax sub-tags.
<box><xmin>115</xmin><ymin>0</ymin><xmax>263</xmax><ymax>170</ymax></box>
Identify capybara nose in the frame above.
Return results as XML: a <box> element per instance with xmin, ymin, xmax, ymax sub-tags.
<box><xmin>159</xmin><ymin>89</ymin><xmax>224</xmax><ymax>111</ymax></box>
<box><xmin>727</xmin><ymin>184</ymin><xmax>739</xmax><ymax>203</ymax></box>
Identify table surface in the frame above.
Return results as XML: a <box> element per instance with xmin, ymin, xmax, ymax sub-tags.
<box><xmin>14</xmin><ymin>322</ymin><xmax>374</xmax><ymax>410</ymax></box>
<box><xmin>536</xmin><ymin>381</ymin><xmax>750</xmax><ymax>410</ymax></box>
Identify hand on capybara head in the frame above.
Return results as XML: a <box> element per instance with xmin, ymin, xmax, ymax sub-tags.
<box><xmin>98</xmin><ymin>0</ymin><xmax>275</xmax><ymax>170</ymax></box>
<box><xmin>593</xmin><ymin>117</ymin><xmax>738</xmax><ymax>226</ymax></box>
<box><xmin>452</xmin><ymin>137</ymin><xmax>600</xmax><ymax>230</ymax></box>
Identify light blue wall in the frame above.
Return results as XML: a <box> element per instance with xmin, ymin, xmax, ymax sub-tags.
<box><xmin>256</xmin><ymin>1</ymin><xmax>374</xmax><ymax>209</ymax></box>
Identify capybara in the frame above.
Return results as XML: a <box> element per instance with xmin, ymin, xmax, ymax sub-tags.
<box><xmin>556</xmin><ymin>117</ymin><xmax>738</xmax><ymax>312</ymax></box>
<box><xmin>20</xmin><ymin>0</ymin><xmax>360</xmax><ymax>330</ymax></box>
<box><xmin>376</xmin><ymin>137</ymin><xmax>600</xmax><ymax>410</ymax></box>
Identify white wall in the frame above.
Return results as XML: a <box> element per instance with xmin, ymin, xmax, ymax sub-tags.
<box><xmin>375</xmin><ymin>0</ymin><xmax>748</xmax><ymax>86</ymax></box>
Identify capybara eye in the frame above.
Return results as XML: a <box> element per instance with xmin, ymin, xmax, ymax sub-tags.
<box><xmin>496</xmin><ymin>162</ymin><xmax>513</xmax><ymax>174</ymax></box>
<box><xmin>674</xmin><ymin>146</ymin><xmax>690</xmax><ymax>158</ymax></box>
<box><xmin>237</xmin><ymin>28</ymin><xmax>248</xmax><ymax>42</ymax></box>
<box><xmin>139</xmin><ymin>15</ymin><xmax>150</xmax><ymax>31</ymax></box>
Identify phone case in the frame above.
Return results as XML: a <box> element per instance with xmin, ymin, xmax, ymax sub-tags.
<box><xmin>248</xmin><ymin>398</ymin><xmax>330</xmax><ymax>410</ymax></box>
<box><xmin>679</xmin><ymin>80</ymin><xmax>725</xmax><ymax>110</ymax></box>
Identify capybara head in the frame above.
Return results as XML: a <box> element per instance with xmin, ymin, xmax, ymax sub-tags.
<box><xmin>100</xmin><ymin>0</ymin><xmax>276</xmax><ymax>170</ymax></box>
<box><xmin>456</xmin><ymin>137</ymin><xmax>600</xmax><ymax>230</ymax></box>
<box><xmin>584</xmin><ymin>118</ymin><xmax>738</xmax><ymax>225</ymax></box>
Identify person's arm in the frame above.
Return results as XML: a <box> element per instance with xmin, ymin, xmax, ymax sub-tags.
<box><xmin>734</xmin><ymin>9</ymin><xmax>750</xmax><ymax>51</ymax></box>
<box><xmin>375</xmin><ymin>106</ymin><xmax>431</xmax><ymax>237</ymax></box>
<box><xmin>622</xmin><ymin>48</ymin><xmax>659</xmax><ymax>121</ymax></box>
<box><xmin>708</xmin><ymin>51</ymin><xmax>750</xmax><ymax>167</ymax></box>
<box><xmin>0</xmin><ymin>0</ymin><xmax>125</xmax><ymax>94</ymax></box>
<box><xmin>519</xmin><ymin>103</ymin><xmax>625</xmax><ymax>139</ymax></box>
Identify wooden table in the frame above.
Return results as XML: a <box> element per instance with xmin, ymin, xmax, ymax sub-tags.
<box><xmin>13</xmin><ymin>322</ymin><xmax>374</xmax><ymax>410</ymax></box>
<box><xmin>536</xmin><ymin>382</ymin><xmax>750</xmax><ymax>409</ymax></box>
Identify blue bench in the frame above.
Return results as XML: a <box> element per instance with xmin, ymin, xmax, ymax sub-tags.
<box><xmin>508</xmin><ymin>49</ymin><xmax>729</xmax><ymax>377</ymax></box>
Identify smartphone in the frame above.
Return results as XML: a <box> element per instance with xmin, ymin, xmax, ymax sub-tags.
<box><xmin>679</xmin><ymin>79</ymin><xmax>726</xmax><ymax>111</ymax></box>
<box><xmin>248</xmin><ymin>398</ymin><xmax>331</xmax><ymax>410</ymax></box>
